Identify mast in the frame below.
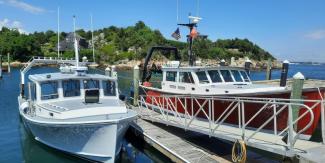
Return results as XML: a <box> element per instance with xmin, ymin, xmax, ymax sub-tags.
<box><xmin>90</xmin><ymin>14</ymin><xmax>95</xmax><ymax>63</ymax></box>
<box><xmin>178</xmin><ymin>15</ymin><xmax>201</xmax><ymax>66</ymax></box>
<box><xmin>73</xmin><ymin>15</ymin><xmax>79</xmax><ymax>67</ymax></box>
<box><xmin>57</xmin><ymin>7</ymin><xmax>60</xmax><ymax>58</ymax></box>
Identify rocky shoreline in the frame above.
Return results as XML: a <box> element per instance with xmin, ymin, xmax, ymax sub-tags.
<box><xmin>1</xmin><ymin>58</ymin><xmax>283</xmax><ymax>71</ymax></box>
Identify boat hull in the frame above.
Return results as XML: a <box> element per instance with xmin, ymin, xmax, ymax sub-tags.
<box><xmin>19</xmin><ymin>111</ymin><xmax>134</xmax><ymax>163</ymax></box>
<box><xmin>144</xmin><ymin>87</ymin><xmax>324</xmax><ymax>139</ymax></box>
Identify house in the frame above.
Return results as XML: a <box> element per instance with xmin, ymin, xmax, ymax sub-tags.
<box><xmin>56</xmin><ymin>32</ymin><xmax>89</xmax><ymax>52</ymax></box>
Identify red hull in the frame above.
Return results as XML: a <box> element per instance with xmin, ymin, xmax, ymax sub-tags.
<box><xmin>145</xmin><ymin>88</ymin><xmax>324</xmax><ymax>137</ymax></box>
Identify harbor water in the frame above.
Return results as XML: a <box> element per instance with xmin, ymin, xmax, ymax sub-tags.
<box><xmin>1</xmin><ymin>63</ymin><xmax>325</xmax><ymax>163</ymax></box>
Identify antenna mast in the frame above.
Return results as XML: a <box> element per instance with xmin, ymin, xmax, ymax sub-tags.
<box><xmin>90</xmin><ymin>14</ymin><xmax>95</xmax><ymax>63</ymax></box>
<box><xmin>73</xmin><ymin>15</ymin><xmax>79</xmax><ymax>67</ymax></box>
<box><xmin>57</xmin><ymin>7</ymin><xmax>60</xmax><ymax>58</ymax></box>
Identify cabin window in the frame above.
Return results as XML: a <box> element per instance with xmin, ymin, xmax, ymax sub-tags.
<box><xmin>231</xmin><ymin>70</ymin><xmax>243</xmax><ymax>82</ymax></box>
<box><xmin>40</xmin><ymin>81</ymin><xmax>58</xmax><ymax>100</ymax></box>
<box><xmin>84</xmin><ymin>80</ymin><xmax>99</xmax><ymax>89</ymax></box>
<box><xmin>166</xmin><ymin>72</ymin><xmax>177</xmax><ymax>82</ymax></box>
<box><xmin>179</xmin><ymin>72</ymin><xmax>194</xmax><ymax>83</ymax></box>
<box><xmin>240</xmin><ymin>71</ymin><xmax>250</xmax><ymax>82</ymax></box>
<box><xmin>208</xmin><ymin>70</ymin><xmax>222</xmax><ymax>83</ymax></box>
<box><xmin>220</xmin><ymin>70</ymin><xmax>234</xmax><ymax>82</ymax></box>
<box><xmin>103</xmin><ymin>80</ymin><xmax>116</xmax><ymax>96</ymax></box>
<box><xmin>63</xmin><ymin>80</ymin><xmax>80</xmax><ymax>97</ymax></box>
<box><xmin>196</xmin><ymin>71</ymin><xmax>210</xmax><ymax>84</ymax></box>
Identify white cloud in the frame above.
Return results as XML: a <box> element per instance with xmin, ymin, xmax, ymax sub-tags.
<box><xmin>0</xmin><ymin>18</ymin><xmax>27</xmax><ymax>33</ymax></box>
<box><xmin>1</xmin><ymin>0</ymin><xmax>46</xmax><ymax>14</ymax></box>
<box><xmin>305</xmin><ymin>30</ymin><xmax>325</xmax><ymax>40</ymax></box>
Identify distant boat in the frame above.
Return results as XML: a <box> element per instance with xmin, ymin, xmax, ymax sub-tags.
<box><xmin>18</xmin><ymin>16</ymin><xmax>137</xmax><ymax>163</ymax></box>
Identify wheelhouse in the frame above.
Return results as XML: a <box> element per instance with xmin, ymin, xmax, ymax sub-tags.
<box><xmin>162</xmin><ymin>66</ymin><xmax>252</xmax><ymax>86</ymax></box>
<box><xmin>28</xmin><ymin>73</ymin><xmax>118</xmax><ymax>103</ymax></box>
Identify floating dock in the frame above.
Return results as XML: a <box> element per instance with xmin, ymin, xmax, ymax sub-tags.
<box><xmin>130</xmin><ymin>117</ymin><xmax>230</xmax><ymax>163</ymax></box>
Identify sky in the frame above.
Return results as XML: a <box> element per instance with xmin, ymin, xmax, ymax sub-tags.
<box><xmin>0</xmin><ymin>0</ymin><xmax>325</xmax><ymax>62</ymax></box>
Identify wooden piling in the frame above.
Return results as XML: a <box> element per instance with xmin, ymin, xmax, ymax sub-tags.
<box><xmin>230</xmin><ymin>57</ymin><xmax>235</xmax><ymax>66</ymax></box>
<box><xmin>133</xmin><ymin>65</ymin><xmax>139</xmax><ymax>106</ymax></box>
<box><xmin>280</xmin><ymin>60</ymin><xmax>289</xmax><ymax>87</ymax></box>
<box><xmin>7</xmin><ymin>53</ymin><xmax>10</xmax><ymax>73</ymax></box>
<box><xmin>105</xmin><ymin>67</ymin><xmax>111</xmax><ymax>76</ymax></box>
<box><xmin>266</xmin><ymin>58</ymin><xmax>272</xmax><ymax>80</ymax></box>
<box><xmin>0</xmin><ymin>55</ymin><xmax>2</xmax><ymax>78</ymax></box>
<box><xmin>290</xmin><ymin>72</ymin><xmax>305</xmax><ymax>131</ymax></box>
<box><xmin>111</xmin><ymin>65</ymin><xmax>117</xmax><ymax>78</ymax></box>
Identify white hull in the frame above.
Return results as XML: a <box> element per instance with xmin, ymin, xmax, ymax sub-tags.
<box><xmin>20</xmin><ymin>114</ymin><xmax>130</xmax><ymax>163</ymax></box>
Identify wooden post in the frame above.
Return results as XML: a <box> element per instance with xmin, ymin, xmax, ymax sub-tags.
<box><xmin>111</xmin><ymin>65</ymin><xmax>117</xmax><ymax>78</ymax></box>
<box><xmin>7</xmin><ymin>53</ymin><xmax>10</xmax><ymax>73</ymax></box>
<box><xmin>133</xmin><ymin>65</ymin><xmax>140</xmax><ymax>106</ymax></box>
<box><xmin>244</xmin><ymin>58</ymin><xmax>252</xmax><ymax>76</ymax></box>
<box><xmin>266</xmin><ymin>58</ymin><xmax>272</xmax><ymax>80</ymax></box>
<box><xmin>230</xmin><ymin>57</ymin><xmax>235</xmax><ymax>66</ymax></box>
<box><xmin>0</xmin><ymin>55</ymin><xmax>2</xmax><ymax>78</ymax></box>
<box><xmin>290</xmin><ymin>72</ymin><xmax>305</xmax><ymax>131</ymax></box>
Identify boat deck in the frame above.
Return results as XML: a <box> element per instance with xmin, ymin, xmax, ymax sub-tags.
<box><xmin>38</xmin><ymin>98</ymin><xmax>122</xmax><ymax>112</ymax></box>
<box><xmin>133</xmin><ymin>106</ymin><xmax>325</xmax><ymax>163</ymax></box>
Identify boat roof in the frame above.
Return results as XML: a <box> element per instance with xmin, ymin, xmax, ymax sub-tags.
<box><xmin>161</xmin><ymin>65</ymin><xmax>246</xmax><ymax>71</ymax></box>
<box><xmin>29</xmin><ymin>72</ymin><xmax>115</xmax><ymax>83</ymax></box>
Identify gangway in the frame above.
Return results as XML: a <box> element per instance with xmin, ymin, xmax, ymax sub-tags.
<box><xmin>136</xmin><ymin>94</ymin><xmax>325</xmax><ymax>162</ymax></box>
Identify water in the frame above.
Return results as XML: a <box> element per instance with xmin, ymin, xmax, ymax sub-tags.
<box><xmin>0</xmin><ymin>64</ymin><xmax>324</xmax><ymax>163</ymax></box>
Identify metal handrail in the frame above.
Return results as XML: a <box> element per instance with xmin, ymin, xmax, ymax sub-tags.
<box><xmin>138</xmin><ymin>94</ymin><xmax>323</xmax><ymax>151</ymax></box>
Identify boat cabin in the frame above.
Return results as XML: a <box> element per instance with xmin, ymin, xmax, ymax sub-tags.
<box><xmin>28</xmin><ymin>72</ymin><xmax>118</xmax><ymax>103</ymax></box>
<box><xmin>144</xmin><ymin>61</ymin><xmax>285</xmax><ymax>95</ymax></box>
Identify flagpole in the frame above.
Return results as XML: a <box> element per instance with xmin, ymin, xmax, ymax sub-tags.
<box><xmin>176</xmin><ymin>0</ymin><xmax>179</xmax><ymax>23</ymax></box>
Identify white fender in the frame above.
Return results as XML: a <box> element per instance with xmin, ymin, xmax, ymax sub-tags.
<box><xmin>20</xmin><ymin>102</ymin><xmax>29</xmax><ymax>114</ymax></box>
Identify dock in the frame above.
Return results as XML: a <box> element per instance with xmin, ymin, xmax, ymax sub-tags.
<box><xmin>130</xmin><ymin>117</ymin><xmax>230</xmax><ymax>163</ymax></box>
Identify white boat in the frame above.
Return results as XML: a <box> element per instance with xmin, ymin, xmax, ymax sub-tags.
<box><xmin>18</xmin><ymin>17</ymin><xmax>137</xmax><ymax>163</ymax></box>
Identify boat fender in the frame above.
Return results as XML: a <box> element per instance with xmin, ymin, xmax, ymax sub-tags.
<box><xmin>20</xmin><ymin>102</ymin><xmax>29</xmax><ymax>114</ymax></box>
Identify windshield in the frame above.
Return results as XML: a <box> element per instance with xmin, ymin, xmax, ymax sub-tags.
<box><xmin>166</xmin><ymin>71</ymin><xmax>177</xmax><ymax>82</ymax></box>
<box><xmin>196</xmin><ymin>71</ymin><xmax>209</xmax><ymax>84</ymax></box>
<box><xmin>84</xmin><ymin>80</ymin><xmax>99</xmax><ymax>89</ymax></box>
<box><xmin>208</xmin><ymin>70</ymin><xmax>222</xmax><ymax>83</ymax></box>
<box><xmin>63</xmin><ymin>80</ymin><xmax>80</xmax><ymax>97</ymax></box>
<box><xmin>41</xmin><ymin>81</ymin><xmax>58</xmax><ymax>100</ymax></box>
<box><xmin>231</xmin><ymin>70</ymin><xmax>243</xmax><ymax>82</ymax></box>
<box><xmin>220</xmin><ymin>70</ymin><xmax>234</xmax><ymax>82</ymax></box>
<box><xmin>240</xmin><ymin>71</ymin><xmax>250</xmax><ymax>82</ymax></box>
<box><xmin>103</xmin><ymin>80</ymin><xmax>116</xmax><ymax>96</ymax></box>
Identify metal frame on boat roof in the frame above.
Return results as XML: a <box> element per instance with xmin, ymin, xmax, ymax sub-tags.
<box><xmin>19</xmin><ymin>56</ymin><xmax>93</xmax><ymax>97</ymax></box>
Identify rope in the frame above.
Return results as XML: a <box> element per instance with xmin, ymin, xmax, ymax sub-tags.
<box><xmin>232</xmin><ymin>139</ymin><xmax>247</xmax><ymax>163</ymax></box>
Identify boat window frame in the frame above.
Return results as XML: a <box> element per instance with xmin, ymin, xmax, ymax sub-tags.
<box><xmin>195</xmin><ymin>70</ymin><xmax>210</xmax><ymax>84</ymax></box>
<box><xmin>102</xmin><ymin>80</ymin><xmax>117</xmax><ymax>96</ymax></box>
<box><xmin>62</xmin><ymin>79</ymin><xmax>81</xmax><ymax>97</ymax></box>
<box><xmin>40</xmin><ymin>81</ymin><xmax>59</xmax><ymax>100</ymax></box>
<box><xmin>219</xmin><ymin>70</ymin><xmax>235</xmax><ymax>83</ymax></box>
<box><xmin>239</xmin><ymin>70</ymin><xmax>251</xmax><ymax>82</ymax></box>
<box><xmin>207</xmin><ymin>70</ymin><xmax>223</xmax><ymax>83</ymax></box>
<box><xmin>178</xmin><ymin>71</ymin><xmax>195</xmax><ymax>84</ymax></box>
<box><xmin>230</xmin><ymin>70</ymin><xmax>244</xmax><ymax>82</ymax></box>
<box><xmin>165</xmin><ymin>71</ymin><xmax>178</xmax><ymax>82</ymax></box>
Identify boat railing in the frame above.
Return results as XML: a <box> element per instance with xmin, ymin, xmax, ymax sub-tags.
<box><xmin>138</xmin><ymin>94</ymin><xmax>325</xmax><ymax>152</ymax></box>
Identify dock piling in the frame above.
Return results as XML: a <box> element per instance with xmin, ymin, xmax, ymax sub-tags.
<box><xmin>111</xmin><ymin>65</ymin><xmax>117</xmax><ymax>78</ymax></box>
<box><xmin>266</xmin><ymin>58</ymin><xmax>272</xmax><ymax>80</ymax></box>
<box><xmin>0</xmin><ymin>55</ymin><xmax>2</xmax><ymax>78</ymax></box>
<box><xmin>133</xmin><ymin>65</ymin><xmax>139</xmax><ymax>106</ymax></box>
<box><xmin>244</xmin><ymin>58</ymin><xmax>252</xmax><ymax>76</ymax></box>
<box><xmin>280</xmin><ymin>60</ymin><xmax>289</xmax><ymax>87</ymax></box>
<box><xmin>220</xmin><ymin>59</ymin><xmax>226</xmax><ymax>66</ymax></box>
<box><xmin>230</xmin><ymin>57</ymin><xmax>235</xmax><ymax>66</ymax></box>
<box><xmin>105</xmin><ymin>67</ymin><xmax>111</xmax><ymax>76</ymax></box>
<box><xmin>7</xmin><ymin>53</ymin><xmax>10</xmax><ymax>73</ymax></box>
<box><xmin>290</xmin><ymin>72</ymin><xmax>305</xmax><ymax>131</ymax></box>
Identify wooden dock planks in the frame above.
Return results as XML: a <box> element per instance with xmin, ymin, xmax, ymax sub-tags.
<box><xmin>130</xmin><ymin>117</ymin><xmax>231</xmax><ymax>163</ymax></box>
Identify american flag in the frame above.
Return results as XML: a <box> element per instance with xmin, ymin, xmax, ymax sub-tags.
<box><xmin>171</xmin><ymin>27</ymin><xmax>181</xmax><ymax>40</ymax></box>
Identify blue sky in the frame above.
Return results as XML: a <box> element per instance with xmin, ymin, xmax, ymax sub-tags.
<box><xmin>0</xmin><ymin>0</ymin><xmax>325</xmax><ymax>62</ymax></box>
